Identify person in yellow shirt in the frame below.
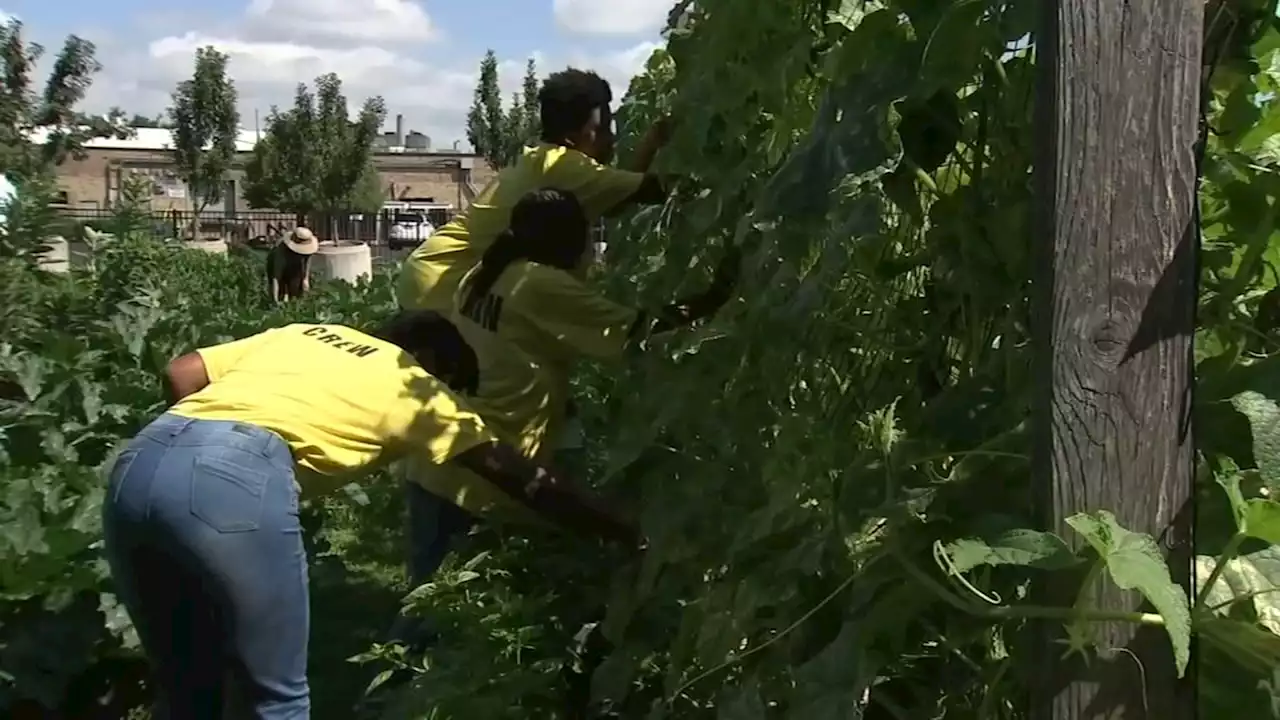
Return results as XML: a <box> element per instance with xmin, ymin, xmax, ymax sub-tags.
<box><xmin>395</xmin><ymin>67</ymin><xmax>671</xmax><ymax>315</ymax></box>
<box><xmin>389</xmin><ymin>66</ymin><xmax>675</xmax><ymax>613</ymax></box>
<box><xmin>451</xmin><ymin>187</ymin><xmax>739</xmax><ymax>474</ymax></box>
<box><xmin>99</xmin><ymin>310</ymin><xmax>636</xmax><ymax>719</ymax></box>
<box><xmin>360</xmin><ymin>188</ymin><xmax>736</xmax><ymax>715</ymax></box>
<box><xmin>440</xmin><ymin>187</ymin><xmax>736</xmax><ymax>718</ymax></box>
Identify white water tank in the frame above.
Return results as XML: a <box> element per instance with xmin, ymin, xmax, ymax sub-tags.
<box><xmin>313</xmin><ymin>241</ymin><xmax>372</xmax><ymax>285</ymax></box>
<box><xmin>36</xmin><ymin>236</ymin><xmax>69</xmax><ymax>273</ymax></box>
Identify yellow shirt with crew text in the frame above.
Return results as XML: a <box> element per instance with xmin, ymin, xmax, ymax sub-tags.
<box><xmin>456</xmin><ymin>260</ymin><xmax>641</xmax><ymax>405</ymax></box>
<box><xmin>411</xmin><ymin>261</ymin><xmax>640</xmax><ymax>522</ymax></box>
<box><xmin>395</xmin><ymin>142</ymin><xmax>644</xmax><ymax>313</ymax></box>
<box><xmin>167</xmin><ymin>323</ymin><xmax>498</xmax><ymax>498</ymax></box>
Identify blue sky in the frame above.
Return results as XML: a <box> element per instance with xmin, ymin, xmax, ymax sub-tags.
<box><xmin>1</xmin><ymin>0</ymin><xmax>668</xmax><ymax>149</ymax></box>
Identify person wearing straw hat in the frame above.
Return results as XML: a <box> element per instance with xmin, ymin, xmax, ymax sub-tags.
<box><xmin>267</xmin><ymin>226</ymin><xmax>319</xmax><ymax>303</ymax></box>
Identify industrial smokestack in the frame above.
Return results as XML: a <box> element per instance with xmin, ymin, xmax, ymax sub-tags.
<box><xmin>395</xmin><ymin>114</ymin><xmax>404</xmax><ymax>146</ymax></box>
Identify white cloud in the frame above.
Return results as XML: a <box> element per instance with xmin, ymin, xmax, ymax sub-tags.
<box><xmin>511</xmin><ymin>41</ymin><xmax>661</xmax><ymax>109</ymax></box>
<box><xmin>553</xmin><ymin>0</ymin><xmax>672</xmax><ymax>36</ymax></box>
<box><xmin>570</xmin><ymin>41</ymin><xmax>663</xmax><ymax>99</ymax></box>
<box><xmin>149</xmin><ymin>34</ymin><xmax>423</xmax><ymax>86</ymax></box>
<box><xmin>244</xmin><ymin>0</ymin><xmax>435</xmax><ymax>44</ymax></box>
<box><xmin>74</xmin><ymin>1</ymin><xmax>661</xmax><ymax>150</ymax></box>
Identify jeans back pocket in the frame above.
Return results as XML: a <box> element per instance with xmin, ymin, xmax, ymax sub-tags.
<box><xmin>189</xmin><ymin>455</ymin><xmax>272</xmax><ymax>533</ymax></box>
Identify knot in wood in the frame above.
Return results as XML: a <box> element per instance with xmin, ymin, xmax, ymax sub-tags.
<box><xmin>1088</xmin><ymin>319</ymin><xmax>1127</xmax><ymax>362</ymax></box>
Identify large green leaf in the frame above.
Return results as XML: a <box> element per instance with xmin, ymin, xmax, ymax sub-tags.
<box><xmin>786</xmin><ymin>618</ymin><xmax>877</xmax><ymax>720</ymax></box>
<box><xmin>1065</xmin><ymin>511</ymin><xmax>1192</xmax><ymax>676</ymax></box>
<box><xmin>718</xmin><ymin>680</ymin><xmax>767</xmax><ymax>720</ymax></box>
<box><xmin>1197</xmin><ymin>546</ymin><xmax>1280</xmax><ymax>634</ymax></box>
<box><xmin>942</xmin><ymin>528</ymin><xmax>1080</xmax><ymax>573</ymax></box>
<box><xmin>1233</xmin><ymin>391</ymin><xmax>1280</xmax><ymax>494</ymax></box>
<box><xmin>1246</xmin><ymin>501</ymin><xmax>1280</xmax><ymax>544</ymax></box>
<box><xmin>1199</xmin><ymin>615</ymin><xmax>1280</xmax><ymax>720</ymax></box>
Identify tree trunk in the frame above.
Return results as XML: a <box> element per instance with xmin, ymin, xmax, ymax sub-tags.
<box><xmin>1030</xmin><ymin>0</ymin><xmax>1201</xmax><ymax>718</ymax></box>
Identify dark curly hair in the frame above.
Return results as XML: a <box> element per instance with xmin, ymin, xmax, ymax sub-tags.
<box><xmin>369</xmin><ymin>310</ymin><xmax>479</xmax><ymax>395</ymax></box>
<box><xmin>537</xmin><ymin>68</ymin><xmax>613</xmax><ymax>143</ymax></box>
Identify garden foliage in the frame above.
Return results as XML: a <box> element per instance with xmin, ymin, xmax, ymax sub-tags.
<box><xmin>3</xmin><ymin>1</ymin><xmax>1280</xmax><ymax>718</ymax></box>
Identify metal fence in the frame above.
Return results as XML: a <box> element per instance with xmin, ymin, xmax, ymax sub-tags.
<box><xmin>53</xmin><ymin>207</ymin><xmax>458</xmax><ymax>247</ymax></box>
<box><xmin>52</xmin><ymin>207</ymin><xmax>609</xmax><ymax>271</ymax></box>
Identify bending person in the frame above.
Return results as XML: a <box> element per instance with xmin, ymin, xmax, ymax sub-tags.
<box><xmin>391</xmin><ymin>66</ymin><xmax>675</xmax><ymax>599</ymax></box>
<box><xmin>100</xmin><ymin>311</ymin><xmax>635</xmax><ymax>720</ymax></box>
<box><xmin>410</xmin><ymin>187</ymin><xmax>737</xmax><ymax>566</ymax></box>
<box><xmin>266</xmin><ymin>226</ymin><xmax>318</xmax><ymax>302</ymax></box>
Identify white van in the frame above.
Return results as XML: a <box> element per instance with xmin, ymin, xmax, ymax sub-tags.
<box><xmin>387</xmin><ymin>210</ymin><xmax>435</xmax><ymax>249</ymax></box>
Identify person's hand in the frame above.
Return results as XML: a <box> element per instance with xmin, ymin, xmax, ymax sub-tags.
<box><xmin>659</xmin><ymin>245</ymin><xmax>742</xmax><ymax>324</ymax></box>
<box><xmin>648</xmin><ymin>115</ymin><xmax>675</xmax><ymax>147</ymax></box>
<box><xmin>638</xmin><ymin>116</ymin><xmax>674</xmax><ymax>156</ymax></box>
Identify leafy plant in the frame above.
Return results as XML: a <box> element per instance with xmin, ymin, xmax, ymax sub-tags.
<box><xmin>369</xmin><ymin>1</ymin><xmax>1280</xmax><ymax>718</ymax></box>
<box><xmin>5</xmin><ymin>2</ymin><xmax>1280</xmax><ymax>719</ymax></box>
<box><xmin>0</xmin><ymin>205</ymin><xmax>402</xmax><ymax>714</ymax></box>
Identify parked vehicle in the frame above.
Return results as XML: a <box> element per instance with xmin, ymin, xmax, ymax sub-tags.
<box><xmin>387</xmin><ymin>211</ymin><xmax>435</xmax><ymax>249</ymax></box>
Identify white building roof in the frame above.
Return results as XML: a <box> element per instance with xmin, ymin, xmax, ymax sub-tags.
<box><xmin>26</xmin><ymin>125</ymin><xmax>260</xmax><ymax>152</ymax></box>
<box><xmin>88</xmin><ymin>127</ymin><xmax>263</xmax><ymax>152</ymax></box>
<box><xmin>27</xmin><ymin>125</ymin><xmax>478</xmax><ymax>157</ymax></box>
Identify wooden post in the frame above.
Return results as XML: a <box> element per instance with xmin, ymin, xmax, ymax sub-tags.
<box><xmin>1031</xmin><ymin>0</ymin><xmax>1201</xmax><ymax>718</ymax></box>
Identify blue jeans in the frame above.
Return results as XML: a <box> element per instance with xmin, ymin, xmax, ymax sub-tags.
<box><xmin>397</xmin><ymin>403</ymin><xmax>585</xmax><ymax>601</ymax></box>
<box><xmin>102</xmin><ymin>413</ymin><xmax>309</xmax><ymax>719</ymax></box>
<box><xmin>391</xmin><ymin>480</ymin><xmax>474</xmax><ymax>646</ymax></box>
<box><xmin>405</xmin><ymin>479</ymin><xmax>474</xmax><ymax>587</ymax></box>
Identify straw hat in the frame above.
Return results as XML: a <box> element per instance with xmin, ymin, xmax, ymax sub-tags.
<box><xmin>283</xmin><ymin>227</ymin><xmax>319</xmax><ymax>255</ymax></box>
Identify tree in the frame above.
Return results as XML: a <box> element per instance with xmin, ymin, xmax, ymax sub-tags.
<box><xmin>0</xmin><ymin>20</ymin><xmax>129</xmax><ymax>258</ymax></box>
<box><xmin>169</xmin><ymin>46</ymin><xmax>240</xmax><ymax>217</ymax></box>
<box><xmin>466</xmin><ymin>50</ymin><xmax>505</xmax><ymax>167</ymax></box>
<box><xmin>349</xmin><ymin>166</ymin><xmax>385</xmax><ymax>213</ymax></box>
<box><xmin>501</xmin><ymin>91</ymin><xmax>524</xmax><ymax>163</ymax></box>
<box><xmin>467</xmin><ymin>52</ymin><xmax>540</xmax><ymax>167</ymax></box>
<box><xmin>243</xmin><ymin>84</ymin><xmax>314</xmax><ymax>214</ymax></box>
<box><xmin>521</xmin><ymin>58</ymin><xmax>540</xmax><ymax>141</ymax></box>
<box><xmin>502</xmin><ymin>58</ymin><xmax>541</xmax><ymax>161</ymax></box>
<box><xmin>242</xmin><ymin>73</ymin><xmax>387</xmax><ymax>230</ymax></box>
<box><xmin>128</xmin><ymin>113</ymin><xmax>164</xmax><ymax>128</ymax></box>
<box><xmin>0</xmin><ymin>20</ymin><xmax>129</xmax><ymax>182</ymax></box>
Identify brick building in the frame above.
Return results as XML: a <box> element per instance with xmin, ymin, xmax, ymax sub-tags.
<box><xmin>50</xmin><ymin>116</ymin><xmax>495</xmax><ymax>217</ymax></box>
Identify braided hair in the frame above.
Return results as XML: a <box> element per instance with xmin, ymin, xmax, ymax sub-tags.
<box><xmin>462</xmin><ymin>188</ymin><xmax>591</xmax><ymax>313</ymax></box>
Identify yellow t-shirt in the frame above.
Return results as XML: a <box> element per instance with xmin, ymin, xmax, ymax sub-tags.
<box><xmin>167</xmin><ymin>324</ymin><xmax>498</xmax><ymax>499</ymax></box>
<box><xmin>464</xmin><ymin>261</ymin><xmax>639</xmax><ymax>452</ymax></box>
<box><xmin>395</xmin><ymin>142</ymin><xmax>645</xmax><ymax>313</ymax></box>
<box><xmin>410</xmin><ymin>261</ymin><xmax>639</xmax><ymax>525</ymax></box>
